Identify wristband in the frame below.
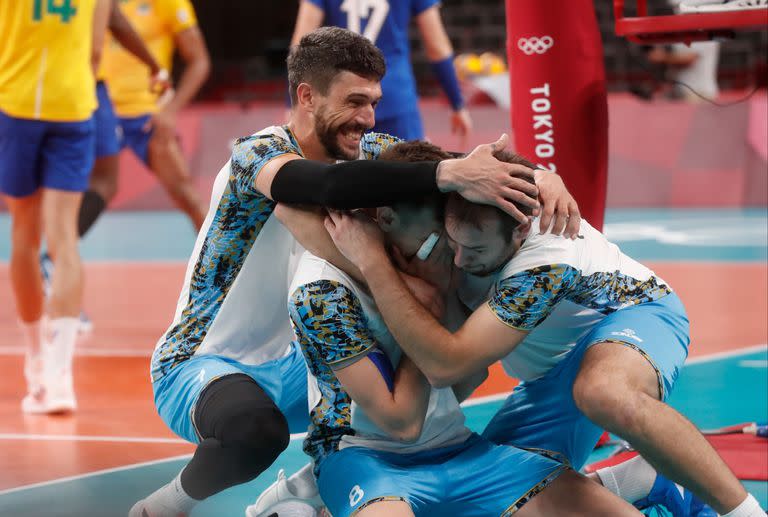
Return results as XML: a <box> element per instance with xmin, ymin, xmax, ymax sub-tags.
<box><xmin>430</xmin><ymin>56</ymin><xmax>464</xmax><ymax>111</ymax></box>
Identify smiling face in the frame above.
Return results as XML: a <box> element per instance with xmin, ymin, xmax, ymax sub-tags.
<box><xmin>313</xmin><ymin>71</ymin><xmax>382</xmax><ymax>160</ymax></box>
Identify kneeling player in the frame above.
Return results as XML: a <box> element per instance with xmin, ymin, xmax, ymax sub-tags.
<box><xmin>287</xmin><ymin>142</ymin><xmax>640</xmax><ymax>517</ymax></box>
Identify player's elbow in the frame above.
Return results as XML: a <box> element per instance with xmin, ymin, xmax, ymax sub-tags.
<box><xmin>425</xmin><ymin>362</ymin><xmax>466</xmax><ymax>389</ymax></box>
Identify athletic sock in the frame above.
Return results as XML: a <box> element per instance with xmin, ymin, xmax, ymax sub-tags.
<box><xmin>285</xmin><ymin>463</ymin><xmax>319</xmax><ymax>499</ymax></box>
<box><xmin>595</xmin><ymin>455</ymin><xmax>658</xmax><ymax>502</ymax></box>
<box><xmin>19</xmin><ymin>318</ymin><xmax>43</xmax><ymax>357</ymax></box>
<box><xmin>141</xmin><ymin>471</ymin><xmax>199</xmax><ymax>516</ymax></box>
<box><xmin>47</xmin><ymin>317</ymin><xmax>79</xmax><ymax>374</ymax></box>
<box><xmin>20</xmin><ymin>319</ymin><xmax>44</xmax><ymax>392</ymax></box>
<box><xmin>77</xmin><ymin>190</ymin><xmax>106</xmax><ymax>238</ymax></box>
<box><xmin>721</xmin><ymin>494</ymin><xmax>764</xmax><ymax>517</ymax></box>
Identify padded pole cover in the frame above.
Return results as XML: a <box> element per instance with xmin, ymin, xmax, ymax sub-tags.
<box><xmin>506</xmin><ymin>0</ymin><xmax>609</xmax><ymax>230</ymax></box>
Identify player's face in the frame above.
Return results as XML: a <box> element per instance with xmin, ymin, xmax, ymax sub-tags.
<box><xmin>386</xmin><ymin>207</ymin><xmax>442</xmax><ymax>259</ymax></box>
<box><xmin>444</xmin><ymin>215</ymin><xmax>512</xmax><ymax>276</ymax></box>
<box><xmin>314</xmin><ymin>71</ymin><xmax>382</xmax><ymax>160</ymax></box>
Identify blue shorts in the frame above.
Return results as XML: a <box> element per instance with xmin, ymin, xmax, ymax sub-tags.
<box><xmin>317</xmin><ymin>433</ymin><xmax>567</xmax><ymax>517</ymax></box>
<box><xmin>118</xmin><ymin>114</ymin><xmax>153</xmax><ymax>165</ymax></box>
<box><xmin>0</xmin><ymin>110</ymin><xmax>95</xmax><ymax>197</ymax></box>
<box><xmin>93</xmin><ymin>82</ymin><xmax>121</xmax><ymax>159</ymax></box>
<box><xmin>483</xmin><ymin>293</ymin><xmax>690</xmax><ymax>470</ymax></box>
<box><xmin>372</xmin><ymin>111</ymin><xmax>424</xmax><ymax>140</ymax></box>
<box><xmin>153</xmin><ymin>342</ymin><xmax>310</xmax><ymax>443</ymax></box>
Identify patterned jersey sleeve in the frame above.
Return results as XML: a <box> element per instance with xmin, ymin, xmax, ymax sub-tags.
<box><xmin>488</xmin><ymin>264</ymin><xmax>581</xmax><ymax>330</ymax></box>
<box><xmin>230</xmin><ymin>133</ymin><xmax>300</xmax><ymax>199</ymax></box>
<box><xmin>289</xmin><ymin>280</ymin><xmax>377</xmax><ymax>368</ymax></box>
<box><xmin>359</xmin><ymin>132</ymin><xmax>402</xmax><ymax>160</ymax></box>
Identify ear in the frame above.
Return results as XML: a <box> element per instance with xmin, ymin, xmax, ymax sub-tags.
<box><xmin>296</xmin><ymin>83</ymin><xmax>314</xmax><ymax>111</ymax></box>
<box><xmin>377</xmin><ymin>206</ymin><xmax>399</xmax><ymax>232</ymax></box>
<box><xmin>514</xmin><ymin>218</ymin><xmax>532</xmax><ymax>239</ymax></box>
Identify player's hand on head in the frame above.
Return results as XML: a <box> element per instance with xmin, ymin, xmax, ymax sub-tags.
<box><xmin>436</xmin><ymin>134</ymin><xmax>540</xmax><ymax>225</ymax></box>
<box><xmin>534</xmin><ymin>170</ymin><xmax>581</xmax><ymax>239</ymax></box>
<box><xmin>324</xmin><ymin>210</ymin><xmax>387</xmax><ymax>268</ymax></box>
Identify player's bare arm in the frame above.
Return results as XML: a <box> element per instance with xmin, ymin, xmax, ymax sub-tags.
<box><xmin>145</xmin><ymin>27</ymin><xmax>210</xmax><ymax>139</ymax></box>
<box><xmin>334</xmin><ymin>354</ymin><xmax>431</xmax><ymax>442</ymax></box>
<box><xmin>325</xmin><ymin>210</ymin><xmax>529</xmax><ymax>387</ymax></box>
<box><xmin>107</xmin><ymin>0</ymin><xmax>162</xmax><ymax>78</ymax></box>
<box><xmin>290</xmin><ymin>0</ymin><xmax>324</xmax><ymax>47</ymax></box>
<box><xmin>416</xmin><ymin>4</ymin><xmax>472</xmax><ymax>138</ymax></box>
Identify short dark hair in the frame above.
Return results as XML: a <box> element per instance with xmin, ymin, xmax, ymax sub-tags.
<box><xmin>446</xmin><ymin>151</ymin><xmax>537</xmax><ymax>241</ymax></box>
<box><xmin>287</xmin><ymin>27</ymin><xmax>386</xmax><ymax>105</ymax></box>
<box><xmin>379</xmin><ymin>141</ymin><xmax>451</xmax><ymax>216</ymax></box>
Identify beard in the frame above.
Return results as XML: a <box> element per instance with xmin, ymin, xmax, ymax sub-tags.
<box><xmin>314</xmin><ymin>109</ymin><xmax>368</xmax><ymax>161</ymax></box>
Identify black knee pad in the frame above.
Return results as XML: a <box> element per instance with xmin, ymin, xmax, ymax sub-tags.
<box><xmin>194</xmin><ymin>373</ymin><xmax>290</xmax><ymax>457</ymax></box>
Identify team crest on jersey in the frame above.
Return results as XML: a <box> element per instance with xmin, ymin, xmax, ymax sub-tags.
<box><xmin>176</xmin><ymin>8</ymin><xmax>189</xmax><ymax>23</ymax></box>
<box><xmin>610</xmin><ymin>328</ymin><xmax>643</xmax><ymax>342</ymax></box>
<box><xmin>137</xmin><ymin>3</ymin><xmax>151</xmax><ymax>15</ymax></box>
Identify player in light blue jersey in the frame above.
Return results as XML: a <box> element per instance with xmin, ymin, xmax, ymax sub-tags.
<box><xmin>325</xmin><ymin>149</ymin><xmax>764</xmax><ymax>517</ymax></box>
<box><xmin>261</xmin><ymin>141</ymin><xmax>640</xmax><ymax>517</ymax></box>
<box><xmin>291</xmin><ymin>0</ymin><xmax>471</xmax><ymax>140</ymax></box>
<box><xmin>130</xmin><ymin>27</ymin><xmax>578</xmax><ymax>517</ymax></box>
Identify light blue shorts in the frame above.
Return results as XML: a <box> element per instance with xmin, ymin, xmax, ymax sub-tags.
<box><xmin>317</xmin><ymin>433</ymin><xmax>567</xmax><ymax>517</ymax></box>
<box><xmin>483</xmin><ymin>293</ymin><xmax>690</xmax><ymax>470</ymax></box>
<box><xmin>152</xmin><ymin>342</ymin><xmax>309</xmax><ymax>443</ymax></box>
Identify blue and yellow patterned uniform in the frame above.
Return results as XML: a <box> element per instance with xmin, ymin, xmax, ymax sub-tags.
<box><xmin>150</xmin><ymin>125</ymin><xmax>400</xmax><ymax>444</ymax></box>
<box><xmin>288</xmin><ymin>253</ymin><xmax>568</xmax><ymax>517</ymax></box>
<box><xmin>0</xmin><ymin>0</ymin><xmax>97</xmax><ymax>197</ymax></box>
<box><xmin>470</xmin><ymin>217</ymin><xmax>690</xmax><ymax>470</ymax></box>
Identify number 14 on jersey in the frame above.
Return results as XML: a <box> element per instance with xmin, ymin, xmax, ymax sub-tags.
<box><xmin>33</xmin><ymin>0</ymin><xmax>77</xmax><ymax>22</ymax></box>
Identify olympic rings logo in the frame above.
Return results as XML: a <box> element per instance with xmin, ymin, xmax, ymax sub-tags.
<box><xmin>518</xmin><ymin>36</ymin><xmax>554</xmax><ymax>55</ymax></box>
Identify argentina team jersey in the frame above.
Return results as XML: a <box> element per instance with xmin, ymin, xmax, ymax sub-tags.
<box><xmin>151</xmin><ymin>126</ymin><xmax>400</xmax><ymax>382</ymax></box>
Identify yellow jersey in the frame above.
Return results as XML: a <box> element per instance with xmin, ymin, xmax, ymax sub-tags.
<box><xmin>0</xmin><ymin>0</ymin><xmax>97</xmax><ymax>121</ymax></box>
<box><xmin>101</xmin><ymin>0</ymin><xmax>197</xmax><ymax>117</ymax></box>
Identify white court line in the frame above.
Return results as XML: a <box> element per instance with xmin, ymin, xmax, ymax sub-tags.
<box><xmin>0</xmin><ymin>454</ymin><xmax>193</xmax><ymax>497</ymax></box>
<box><xmin>0</xmin><ymin>346</ymin><xmax>151</xmax><ymax>357</ymax></box>
<box><xmin>0</xmin><ymin>344</ymin><xmax>765</xmax><ymax>496</ymax></box>
<box><xmin>739</xmin><ymin>360</ymin><xmax>768</xmax><ymax>368</ymax></box>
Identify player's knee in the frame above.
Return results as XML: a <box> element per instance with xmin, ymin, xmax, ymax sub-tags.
<box><xmin>220</xmin><ymin>406</ymin><xmax>290</xmax><ymax>456</ymax></box>
<box><xmin>574</xmin><ymin>377</ymin><xmax>646</xmax><ymax>434</ymax></box>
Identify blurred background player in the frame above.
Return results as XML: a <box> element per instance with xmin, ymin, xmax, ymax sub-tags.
<box><xmin>85</xmin><ymin>0</ymin><xmax>210</xmax><ymax>234</ymax></box>
<box><xmin>290</xmin><ymin>0</ymin><xmax>473</xmax><ymax>141</ymax></box>
<box><xmin>0</xmin><ymin>0</ymin><xmax>100</xmax><ymax>413</ymax></box>
<box><xmin>40</xmin><ymin>0</ymin><xmax>169</xmax><ymax>332</ymax></box>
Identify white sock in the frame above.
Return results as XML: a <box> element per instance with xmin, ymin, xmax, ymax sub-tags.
<box><xmin>721</xmin><ymin>494</ymin><xmax>764</xmax><ymax>517</ymax></box>
<box><xmin>46</xmin><ymin>317</ymin><xmax>79</xmax><ymax>375</ymax></box>
<box><xmin>286</xmin><ymin>463</ymin><xmax>319</xmax><ymax>499</ymax></box>
<box><xmin>143</xmin><ymin>472</ymin><xmax>198</xmax><ymax>515</ymax></box>
<box><xmin>596</xmin><ymin>455</ymin><xmax>658</xmax><ymax>503</ymax></box>
<box><xmin>19</xmin><ymin>319</ymin><xmax>44</xmax><ymax>357</ymax></box>
<box><xmin>20</xmin><ymin>319</ymin><xmax>44</xmax><ymax>392</ymax></box>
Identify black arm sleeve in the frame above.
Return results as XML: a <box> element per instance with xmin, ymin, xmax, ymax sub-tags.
<box><xmin>270</xmin><ymin>158</ymin><xmax>440</xmax><ymax>209</ymax></box>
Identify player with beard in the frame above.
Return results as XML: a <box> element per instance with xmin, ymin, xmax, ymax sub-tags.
<box><xmin>129</xmin><ymin>27</ymin><xmax>580</xmax><ymax>517</ymax></box>
<box><xmin>325</xmin><ymin>150</ymin><xmax>763</xmax><ymax>517</ymax></box>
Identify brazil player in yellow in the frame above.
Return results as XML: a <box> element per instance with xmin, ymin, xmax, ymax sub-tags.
<box><xmin>85</xmin><ymin>0</ymin><xmax>210</xmax><ymax>233</ymax></box>
<box><xmin>0</xmin><ymin>0</ymin><xmax>99</xmax><ymax>414</ymax></box>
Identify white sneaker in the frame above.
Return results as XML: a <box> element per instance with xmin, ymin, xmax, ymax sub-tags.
<box><xmin>21</xmin><ymin>369</ymin><xmax>76</xmax><ymax>414</ymax></box>
<box><xmin>245</xmin><ymin>470</ymin><xmax>323</xmax><ymax>517</ymax></box>
<box><xmin>678</xmin><ymin>0</ymin><xmax>767</xmax><ymax>12</ymax></box>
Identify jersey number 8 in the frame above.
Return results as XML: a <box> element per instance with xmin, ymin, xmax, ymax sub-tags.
<box><xmin>33</xmin><ymin>0</ymin><xmax>77</xmax><ymax>23</ymax></box>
